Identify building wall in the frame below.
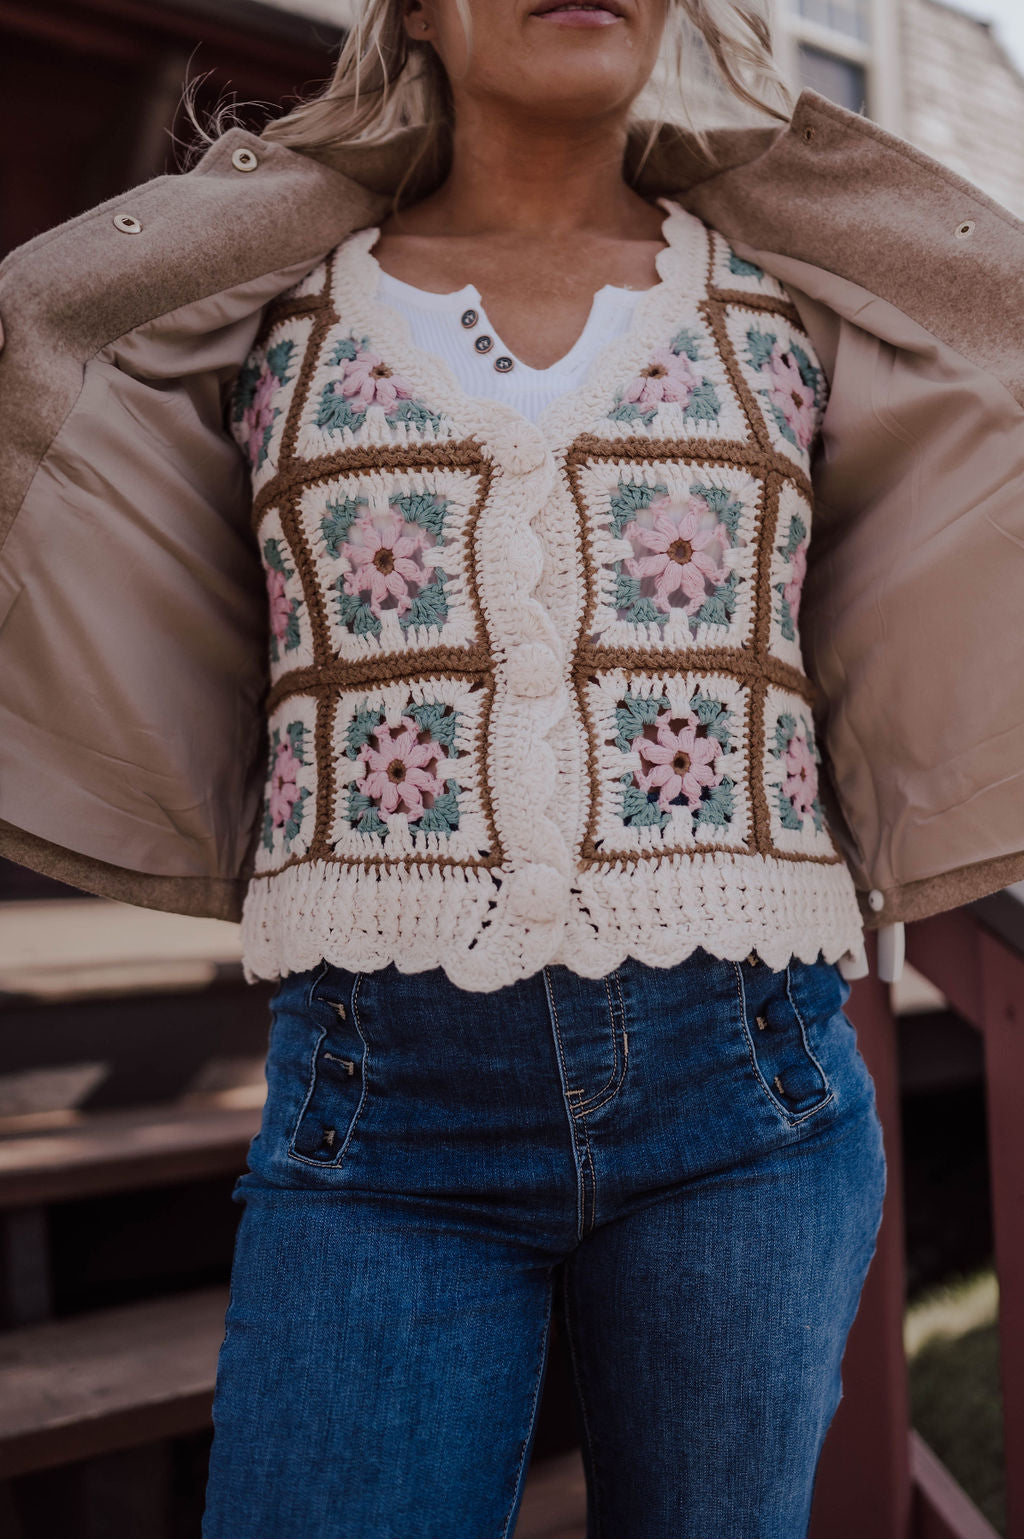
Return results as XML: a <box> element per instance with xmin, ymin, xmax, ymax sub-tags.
<box><xmin>900</xmin><ymin>0</ymin><xmax>1024</xmax><ymax>215</ymax></box>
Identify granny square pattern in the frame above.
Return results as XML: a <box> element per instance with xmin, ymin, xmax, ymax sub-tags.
<box><xmin>227</xmin><ymin>198</ymin><xmax>865</xmax><ymax>990</ymax></box>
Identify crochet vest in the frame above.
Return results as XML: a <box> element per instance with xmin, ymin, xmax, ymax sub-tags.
<box><xmin>228</xmin><ymin>197</ymin><xmax>866</xmax><ymax>991</ymax></box>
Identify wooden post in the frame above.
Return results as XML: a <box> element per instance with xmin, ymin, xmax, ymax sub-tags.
<box><xmin>809</xmin><ymin>928</ymin><xmax>913</xmax><ymax>1539</ymax></box>
<box><xmin>978</xmin><ymin>928</ymin><xmax>1024</xmax><ymax>1539</ymax></box>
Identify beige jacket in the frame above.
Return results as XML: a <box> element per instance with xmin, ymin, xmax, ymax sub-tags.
<box><xmin>1</xmin><ymin>87</ymin><xmax>1022</xmax><ymax>935</ymax></box>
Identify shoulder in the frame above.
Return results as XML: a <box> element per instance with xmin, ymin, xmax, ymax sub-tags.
<box><xmin>0</xmin><ymin>129</ymin><xmax>386</xmax><ymax>366</ymax></box>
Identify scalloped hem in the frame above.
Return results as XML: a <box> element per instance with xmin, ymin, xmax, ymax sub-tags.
<box><xmin>239</xmin><ymin>851</ymin><xmax>866</xmax><ymax>993</ymax></box>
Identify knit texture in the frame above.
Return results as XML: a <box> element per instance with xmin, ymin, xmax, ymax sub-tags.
<box><xmin>228</xmin><ymin>195</ymin><xmax>866</xmax><ymax>990</ymax></box>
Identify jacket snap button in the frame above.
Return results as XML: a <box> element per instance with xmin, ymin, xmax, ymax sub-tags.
<box><xmin>954</xmin><ymin>219</ymin><xmax>975</xmax><ymax>239</ymax></box>
<box><xmin>504</xmin><ymin>643</ymin><xmax>561</xmax><ymax>697</ymax></box>
<box><xmin>474</xmin><ymin>334</ymin><xmax>494</xmax><ymax>354</ymax></box>
<box><xmin>508</xmin><ymin>863</ymin><xmax>566</xmax><ymax>924</ymax></box>
<box><xmin>460</xmin><ymin>308</ymin><xmax>478</xmax><ymax>328</ymax></box>
<box><xmin>867</xmin><ymin>888</ymin><xmax>885</xmax><ymax>912</ymax></box>
<box><xmin>112</xmin><ymin>213</ymin><xmax>143</xmax><ymax>234</ymax></box>
<box><xmin>231</xmin><ymin>147</ymin><xmax>259</xmax><ymax>172</ymax></box>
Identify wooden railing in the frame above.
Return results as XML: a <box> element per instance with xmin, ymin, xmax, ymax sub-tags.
<box><xmin>810</xmin><ymin>893</ymin><xmax>1024</xmax><ymax>1539</ymax></box>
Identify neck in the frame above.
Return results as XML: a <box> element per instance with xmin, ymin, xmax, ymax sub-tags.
<box><xmin>412</xmin><ymin>98</ymin><xmax>655</xmax><ymax>237</ymax></box>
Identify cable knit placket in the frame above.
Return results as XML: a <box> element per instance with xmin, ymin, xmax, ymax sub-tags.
<box><xmin>229</xmin><ymin>201</ymin><xmax>867</xmax><ymax>991</ymax></box>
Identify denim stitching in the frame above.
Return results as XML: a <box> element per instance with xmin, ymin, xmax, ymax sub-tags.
<box><xmin>574</xmin><ymin>1112</ymin><xmax>598</xmax><ymax>1237</ymax></box>
<box><xmin>286</xmin><ymin>967</ymin><xmax>370</xmax><ymax>1168</ymax></box>
<box><xmin>499</xmin><ymin>1278</ymin><xmax>554</xmax><ymax>1539</ymax></box>
<box><xmin>543</xmin><ymin>967</ymin><xmax>588</xmax><ymax>1242</ymax></box>
<box><xmin>785</xmin><ymin>962</ymin><xmax>835</xmax><ymax>1097</ymax></box>
<box><xmin>731</xmin><ymin>960</ymin><xmax>835</xmax><ymax>1128</ymax></box>
<box><xmin>560</xmin><ymin>1254</ymin><xmax>604</xmax><ymax>1538</ymax></box>
<box><xmin>572</xmin><ymin>971</ymin><xmax>628</xmax><ymax>1117</ymax></box>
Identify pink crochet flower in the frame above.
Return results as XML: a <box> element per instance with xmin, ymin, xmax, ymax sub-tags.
<box><xmin>358</xmin><ymin>718</ymin><xmax>449</xmax><ymax>820</ymax></box>
<box><xmin>340</xmin><ymin>349</ymin><xmax>415</xmax><ymax>410</ymax></box>
<box><xmin>266</xmin><ymin>567</ymin><xmax>293</xmax><ymax>641</ymax></box>
<box><xmin>636</xmin><ymin>717</ymin><xmax>723</xmax><ymax>812</ymax></box>
<box><xmin>783</xmin><ymin>730</ymin><xmax>819</xmax><ymax>815</ymax></box>
<box><xmin>620</xmin><ymin>347</ymin><xmax>698</xmax><ymax>408</ymax></box>
<box><xmin>783</xmin><ymin>539</ymin><xmax>808</xmax><ymax>620</ymax></box>
<box><xmin>342</xmin><ymin>511</ymin><xmax>434</xmax><ymax>617</ymax></box>
<box><xmin>765</xmin><ymin>347</ymin><xmax>816</xmax><ymax>449</ymax></box>
<box><xmin>623</xmin><ymin>496</ymin><xmax>727</xmax><ymax>614</ymax></box>
<box><xmin>269</xmin><ymin>737</ymin><xmax>301</xmax><ymax>827</ymax></box>
<box><xmin>242</xmin><ymin>369</ymin><xmax>277</xmax><ymax>467</ymax></box>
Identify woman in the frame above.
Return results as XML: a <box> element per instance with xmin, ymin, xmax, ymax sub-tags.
<box><xmin>204</xmin><ymin>2</ymin><xmax>884</xmax><ymax>1535</ymax></box>
<box><xmin>1</xmin><ymin>0</ymin><xmax>1021</xmax><ymax>1534</ymax></box>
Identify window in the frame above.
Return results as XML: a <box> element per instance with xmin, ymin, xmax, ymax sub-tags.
<box><xmin>792</xmin><ymin>0</ymin><xmax>870</xmax><ymax>43</ymax></box>
<box><xmin>775</xmin><ymin>0</ymin><xmax>901</xmax><ymax>129</ymax></box>
<box><xmin>797</xmin><ymin>42</ymin><xmax>867</xmax><ymax>113</ymax></box>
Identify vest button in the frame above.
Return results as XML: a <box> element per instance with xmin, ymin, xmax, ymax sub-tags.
<box><xmin>490</xmin><ymin>424</ymin><xmax>547</xmax><ymax>476</ymax></box>
<box><xmin>504</xmin><ymin>643</ymin><xmax>561</xmax><ymax>697</ymax></box>
<box><xmin>507</xmin><ymin>863</ymin><xmax>567</xmax><ymax>924</ymax></box>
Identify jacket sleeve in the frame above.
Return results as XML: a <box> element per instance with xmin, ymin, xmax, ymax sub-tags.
<box><xmin>0</xmin><ymin>129</ymin><xmax>357</xmax><ymax>920</ymax></box>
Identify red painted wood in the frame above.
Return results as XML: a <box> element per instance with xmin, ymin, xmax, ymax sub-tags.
<box><xmin>809</xmin><ymin>929</ymin><xmax>912</xmax><ymax>1539</ymax></box>
<box><xmin>906</xmin><ymin>912</ymin><xmax>984</xmax><ymax>1033</ymax></box>
<box><xmin>978</xmin><ymin>929</ymin><xmax>1024</xmax><ymax>1538</ymax></box>
<box><xmin>910</xmin><ymin>1430</ymin><xmax>1002</xmax><ymax>1539</ymax></box>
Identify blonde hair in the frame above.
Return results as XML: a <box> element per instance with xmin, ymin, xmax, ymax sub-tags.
<box><xmin>181</xmin><ymin>1</ymin><xmax>792</xmax><ymax>208</ymax></box>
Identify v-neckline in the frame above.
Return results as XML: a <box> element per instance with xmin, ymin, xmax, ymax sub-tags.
<box><xmin>329</xmin><ymin>194</ymin><xmax>712</xmax><ymax>445</ymax></box>
<box><xmin>373</xmin><ymin>268</ymin><xmax>647</xmax><ymax>379</ymax></box>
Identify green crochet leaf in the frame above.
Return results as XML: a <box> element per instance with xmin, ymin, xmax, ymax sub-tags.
<box><xmin>777</xmin><ymin>784</ymin><xmax>803</xmax><ymax>831</ymax></box>
<box><xmin>321</xmin><ymin>496</ymin><xmax>368</xmax><ymax>555</ymax></box>
<box><xmin>316</xmin><ymin>384</ymin><xmax>367</xmax><ymax>435</ymax></box>
<box><xmin>686</xmin><ymin>381</ymin><xmax>721</xmax><ymax>422</ymax></box>
<box><xmin>690</xmin><ymin>483</ymin><xmax>744</xmax><ymax>539</ymax></box>
<box><xmin>346</xmin><ymin>705</ymin><xmax>385</xmax><ymax>759</ymax></box>
<box><xmin>265</xmin><ymin>339</ymin><xmax>296</xmax><ymax>383</ymax></box>
<box><xmin>232</xmin><ymin>360</ymin><xmax>261</xmax><ymax>415</ymax></box>
<box><xmin>780</xmin><ymin>512</ymin><xmax>807</xmax><ymax>560</ymax></box>
<box><xmin>608</xmin><ymin>480</ymin><xmax>666</xmax><ymax>538</ymax></box>
<box><xmin>407</xmin><ymin>701</ymin><xmax>459</xmax><ymax>751</ymax></box>
<box><xmin>282</xmin><ymin>785</ymin><xmax>311</xmax><ymax>845</ymax></box>
<box><xmin>386</xmin><ymin>398</ymin><xmax>444</xmax><ymax>431</ymax></box>
<box><xmin>695</xmin><ymin>778</ymin><xmax>735</xmax><ymax>827</ymax></box>
<box><xmin>767</xmin><ymin>399</ymin><xmax>800</xmax><ymax>449</ymax></box>
<box><xmin>608</xmin><ymin>401</ymin><xmax>658</xmax><ymax>429</ymax></box>
<box><xmin>746</xmin><ymin>328</ymin><xmax>777</xmax><ymax>373</ymax></box>
<box><xmin>329</xmin><ymin>336</ymin><xmax>360</xmax><ymax>364</ymax></box>
<box><xmin>776</xmin><ymin>589</ymin><xmax>796</xmax><ymax>642</ymax></box>
<box><xmin>788</xmin><ymin>340</ymin><xmax>821</xmax><ymax>398</ymax></box>
<box><xmin>286</xmin><ymin>721</ymin><xmax>307</xmax><ymax>762</ymax></box>
<box><xmin>612</xmin><ymin>567</ymin><xmax>641</xmax><ymax>609</ymax></box>
<box><xmin>695</xmin><ymin>570</ymin><xmax>740</xmax><ymax>628</ymax></box>
<box><xmin>629</xmin><ymin>597</ymin><xmax>665</xmax><ymax>626</ymax></box>
<box><xmin>728</xmin><ymin>250</ymin><xmax>765</xmax><ymax>278</ymax></box>
<box><xmin>391</xmin><ymin>492</ymin><xmax>449</xmax><ymax>540</ymax></box>
<box><xmin>282</xmin><ymin>607</ymin><xmax>302</xmax><ymax>653</ymax></box>
<box><xmin>669</xmin><ymin>327</ymin><xmax>703</xmax><ymax>361</ymax></box>
<box><xmin>399</xmin><ymin>578</ymin><xmax>449</xmax><ymax>632</ymax></box>
<box><xmin>775</xmin><ymin>712</ymin><xmax>798</xmax><ymax>759</ymax></box>
<box><xmin>262</xmin><ymin>536</ymin><xmax>291</xmax><ymax>577</ymax></box>
<box><xmin>355</xmin><ymin>806</ymin><xmax>389</xmax><ymax>842</ymax></box>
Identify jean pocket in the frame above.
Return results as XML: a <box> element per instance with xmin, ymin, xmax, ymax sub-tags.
<box><xmin>286</xmin><ymin>960</ymin><xmax>369</xmax><ymax>1169</ymax></box>
<box><xmin>734</xmin><ymin>955</ymin><xmax>835</xmax><ymax>1126</ymax></box>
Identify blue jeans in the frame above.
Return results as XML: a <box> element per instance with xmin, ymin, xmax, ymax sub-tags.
<box><xmin>201</xmin><ymin>947</ymin><xmax>886</xmax><ymax>1539</ymax></box>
